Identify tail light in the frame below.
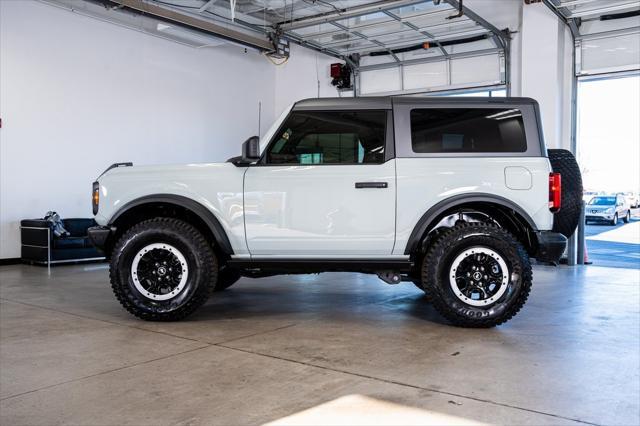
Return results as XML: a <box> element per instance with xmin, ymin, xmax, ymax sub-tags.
<box><xmin>549</xmin><ymin>173</ymin><xmax>561</xmax><ymax>212</ymax></box>
<box><xmin>92</xmin><ymin>182</ymin><xmax>100</xmax><ymax>215</ymax></box>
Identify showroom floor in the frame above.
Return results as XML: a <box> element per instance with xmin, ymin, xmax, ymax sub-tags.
<box><xmin>0</xmin><ymin>263</ymin><xmax>638</xmax><ymax>425</ymax></box>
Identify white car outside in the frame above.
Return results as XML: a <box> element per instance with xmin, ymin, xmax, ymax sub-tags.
<box><xmin>585</xmin><ymin>195</ymin><xmax>632</xmax><ymax>225</ymax></box>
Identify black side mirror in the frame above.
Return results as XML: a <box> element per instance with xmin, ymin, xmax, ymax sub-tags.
<box><xmin>242</xmin><ymin>136</ymin><xmax>260</xmax><ymax>163</ymax></box>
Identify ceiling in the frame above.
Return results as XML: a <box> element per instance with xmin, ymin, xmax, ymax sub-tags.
<box><xmin>98</xmin><ymin>0</ymin><xmax>509</xmax><ymax>67</ymax></box>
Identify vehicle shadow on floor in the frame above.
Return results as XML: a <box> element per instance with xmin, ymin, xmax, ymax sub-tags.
<box><xmin>191</xmin><ymin>284</ymin><xmax>449</xmax><ymax>325</ymax></box>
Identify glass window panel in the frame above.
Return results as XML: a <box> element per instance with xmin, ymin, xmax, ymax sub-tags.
<box><xmin>267</xmin><ymin>110</ymin><xmax>387</xmax><ymax>165</ymax></box>
<box><xmin>410</xmin><ymin>108</ymin><xmax>527</xmax><ymax>153</ymax></box>
<box><xmin>290</xmin><ymin>23</ymin><xmax>341</xmax><ymax>37</ymax></box>
<box><xmin>388</xmin><ymin>3</ymin><xmax>454</xmax><ymax>18</ymax></box>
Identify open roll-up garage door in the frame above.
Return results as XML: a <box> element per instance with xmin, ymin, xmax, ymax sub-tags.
<box><xmin>544</xmin><ymin>0</ymin><xmax>640</xmax><ymax>76</ymax></box>
<box><xmin>543</xmin><ymin>0</ymin><xmax>639</xmax><ymax>266</ymax></box>
<box><xmin>578</xmin><ymin>29</ymin><xmax>640</xmax><ymax>76</ymax></box>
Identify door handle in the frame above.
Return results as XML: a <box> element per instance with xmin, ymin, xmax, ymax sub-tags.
<box><xmin>355</xmin><ymin>182</ymin><xmax>388</xmax><ymax>189</ymax></box>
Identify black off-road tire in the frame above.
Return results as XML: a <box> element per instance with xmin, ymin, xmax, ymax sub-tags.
<box><xmin>422</xmin><ymin>222</ymin><xmax>532</xmax><ymax>328</ymax></box>
<box><xmin>548</xmin><ymin>149</ymin><xmax>583</xmax><ymax>238</ymax></box>
<box><xmin>214</xmin><ymin>266</ymin><xmax>241</xmax><ymax>292</ymax></box>
<box><xmin>110</xmin><ymin>218</ymin><xmax>217</xmax><ymax>321</ymax></box>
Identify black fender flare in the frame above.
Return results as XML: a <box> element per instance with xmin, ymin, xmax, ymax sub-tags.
<box><xmin>404</xmin><ymin>193</ymin><xmax>538</xmax><ymax>255</ymax></box>
<box><xmin>109</xmin><ymin>194</ymin><xmax>234</xmax><ymax>255</ymax></box>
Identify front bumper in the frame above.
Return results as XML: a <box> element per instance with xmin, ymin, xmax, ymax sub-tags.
<box><xmin>585</xmin><ymin>214</ymin><xmax>614</xmax><ymax>222</ymax></box>
<box><xmin>534</xmin><ymin>231</ymin><xmax>567</xmax><ymax>263</ymax></box>
<box><xmin>87</xmin><ymin>226</ymin><xmax>113</xmax><ymax>253</ymax></box>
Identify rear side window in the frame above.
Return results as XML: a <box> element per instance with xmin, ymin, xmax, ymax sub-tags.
<box><xmin>266</xmin><ymin>110</ymin><xmax>386</xmax><ymax>165</ymax></box>
<box><xmin>410</xmin><ymin>108</ymin><xmax>527</xmax><ymax>153</ymax></box>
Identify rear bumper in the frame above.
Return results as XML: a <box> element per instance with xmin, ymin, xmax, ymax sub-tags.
<box><xmin>87</xmin><ymin>226</ymin><xmax>113</xmax><ymax>253</ymax></box>
<box><xmin>534</xmin><ymin>231</ymin><xmax>567</xmax><ymax>263</ymax></box>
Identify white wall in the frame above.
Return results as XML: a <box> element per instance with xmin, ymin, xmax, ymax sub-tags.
<box><xmin>273</xmin><ymin>43</ymin><xmax>342</xmax><ymax>116</ymax></box>
<box><xmin>0</xmin><ymin>0</ymin><xmax>276</xmax><ymax>259</ymax></box>
<box><xmin>516</xmin><ymin>1</ymin><xmax>574</xmax><ymax>150</ymax></box>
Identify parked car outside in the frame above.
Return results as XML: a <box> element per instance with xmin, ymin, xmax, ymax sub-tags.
<box><xmin>618</xmin><ymin>192</ymin><xmax>639</xmax><ymax>208</ymax></box>
<box><xmin>585</xmin><ymin>195</ymin><xmax>631</xmax><ymax>225</ymax></box>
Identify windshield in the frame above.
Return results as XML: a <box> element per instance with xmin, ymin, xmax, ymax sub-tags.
<box><xmin>260</xmin><ymin>104</ymin><xmax>293</xmax><ymax>154</ymax></box>
<box><xmin>589</xmin><ymin>197</ymin><xmax>615</xmax><ymax>205</ymax></box>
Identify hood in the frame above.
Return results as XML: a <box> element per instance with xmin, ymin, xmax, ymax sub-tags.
<box><xmin>97</xmin><ymin>162</ymin><xmax>229</xmax><ymax>180</ymax></box>
<box><xmin>587</xmin><ymin>205</ymin><xmax>614</xmax><ymax>211</ymax></box>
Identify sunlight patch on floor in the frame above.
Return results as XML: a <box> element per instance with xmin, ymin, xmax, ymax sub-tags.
<box><xmin>587</xmin><ymin>221</ymin><xmax>640</xmax><ymax>244</ymax></box>
<box><xmin>264</xmin><ymin>394</ymin><xmax>487</xmax><ymax>426</ymax></box>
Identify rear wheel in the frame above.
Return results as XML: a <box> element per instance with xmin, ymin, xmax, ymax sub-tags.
<box><xmin>421</xmin><ymin>223</ymin><xmax>532</xmax><ymax>328</ymax></box>
<box><xmin>110</xmin><ymin>218</ymin><xmax>217</xmax><ymax>321</ymax></box>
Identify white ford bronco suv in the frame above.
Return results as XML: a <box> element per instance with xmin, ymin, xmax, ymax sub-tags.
<box><xmin>89</xmin><ymin>97</ymin><xmax>582</xmax><ymax>327</ymax></box>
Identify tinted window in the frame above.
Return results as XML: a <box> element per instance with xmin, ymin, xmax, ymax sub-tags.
<box><xmin>410</xmin><ymin>108</ymin><xmax>527</xmax><ymax>153</ymax></box>
<box><xmin>266</xmin><ymin>110</ymin><xmax>386</xmax><ymax>165</ymax></box>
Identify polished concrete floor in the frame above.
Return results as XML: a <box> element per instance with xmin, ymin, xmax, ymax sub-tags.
<box><xmin>0</xmin><ymin>263</ymin><xmax>638</xmax><ymax>425</ymax></box>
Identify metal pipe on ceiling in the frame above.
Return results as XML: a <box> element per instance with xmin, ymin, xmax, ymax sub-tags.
<box><xmin>111</xmin><ymin>0</ymin><xmax>274</xmax><ymax>51</ymax></box>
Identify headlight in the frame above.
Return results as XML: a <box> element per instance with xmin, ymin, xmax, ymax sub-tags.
<box><xmin>92</xmin><ymin>182</ymin><xmax>99</xmax><ymax>215</ymax></box>
<box><xmin>605</xmin><ymin>207</ymin><xmax>614</xmax><ymax>214</ymax></box>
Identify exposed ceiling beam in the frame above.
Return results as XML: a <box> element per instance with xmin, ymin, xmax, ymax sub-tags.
<box><xmin>443</xmin><ymin>0</ymin><xmax>508</xmax><ymax>49</ymax></box>
<box><xmin>277</xmin><ymin>0</ymin><xmax>435</xmax><ymax>31</ymax></box>
<box><xmin>279</xmin><ymin>31</ymin><xmax>348</xmax><ymax>61</ymax></box>
<box><xmin>111</xmin><ymin>0</ymin><xmax>273</xmax><ymax>50</ymax></box>
<box><xmin>382</xmin><ymin>9</ymin><xmax>450</xmax><ymax>58</ymax></box>
<box><xmin>331</xmin><ymin>21</ymin><xmax>401</xmax><ymax>62</ymax></box>
<box><xmin>296</xmin><ymin>7</ymin><xmax>456</xmax><ymax>40</ymax></box>
<box><xmin>198</xmin><ymin>0</ymin><xmax>219</xmax><ymax>13</ymax></box>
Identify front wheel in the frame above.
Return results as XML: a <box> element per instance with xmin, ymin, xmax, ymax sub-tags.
<box><xmin>610</xmin><ymin>214</ymin><xmax>618</xmax><ymax>226</ymax></box>
<box><xmin>421</xmin><ymin>223</ymin><xmax>532</xmax><ymax>328</ymax></box>
<box><xmin>623</xmin><ymin>211</ymin><xmax>631</xmax><ymax>224</ymax></box>
<box><xmin>110</xmin><ymin>218</ymin><xmax>217</xmax><ymax>321</ymax></box>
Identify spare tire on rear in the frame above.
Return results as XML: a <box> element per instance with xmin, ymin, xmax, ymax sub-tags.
<box><xmin>548</xmin><ymin>149</ymin><xmax>583</xmax><ymax>238</ymax></box>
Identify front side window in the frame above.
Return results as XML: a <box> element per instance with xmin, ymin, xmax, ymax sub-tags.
<box><xmin>410</xmin><ymin>108</ymin><xmax>527</xmax><ymax>153</ymax></box>
<box><xmin>265</xmin><ymin>110</ymin><xmax>386</xmax><ymax>165</ymax></box>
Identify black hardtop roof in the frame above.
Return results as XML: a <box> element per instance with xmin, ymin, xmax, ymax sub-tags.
<box><xmin>293</xmin><ymin>96</ymin><xmax>538</xmax><ymax>110</ymax></box>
